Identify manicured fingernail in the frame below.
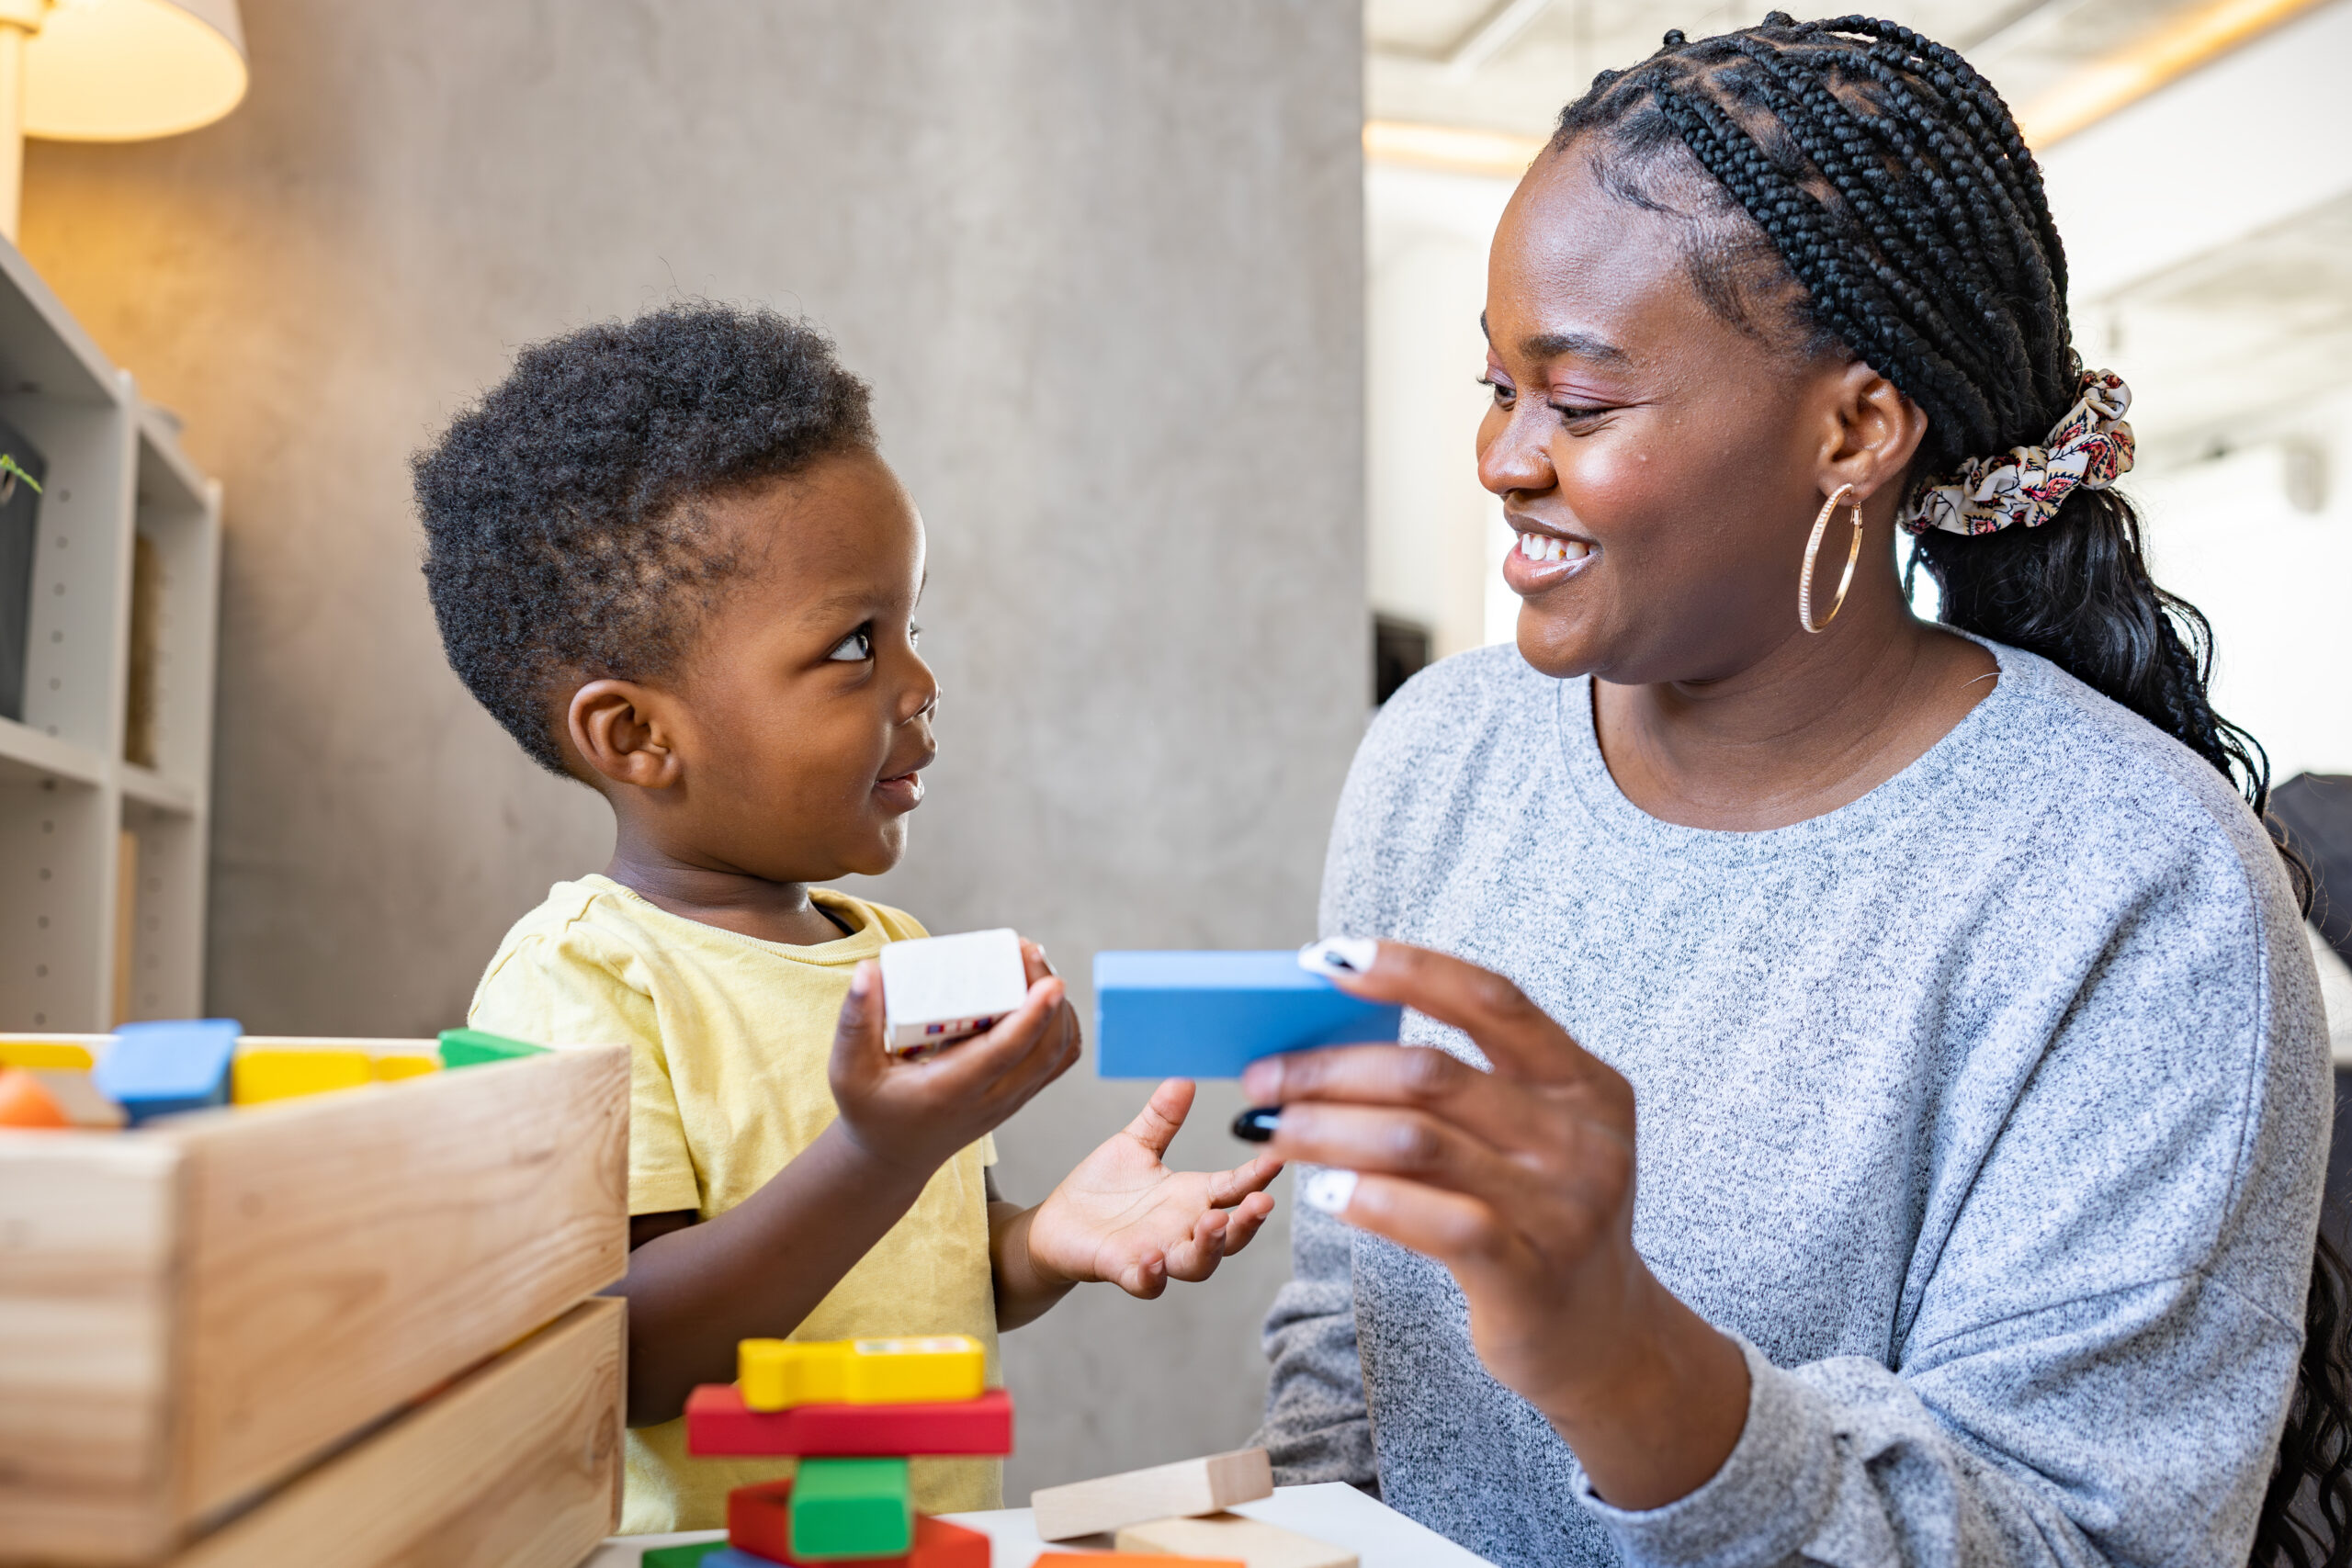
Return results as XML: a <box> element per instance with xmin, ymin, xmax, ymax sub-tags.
<box><xmin>1231</xmin><ymin>1106</ymin><xmax>1280</xmax><ymax>1142</ymax></box>
<box><xmin>1302</xmin><ymin>1168</ymin><xmax>1358</xmax><ymax>1214</ymax></box>
<box><xmin>1298</xmin><ymin>937</ymin><xmax>1378</xmax><ymax>979</ymax></box>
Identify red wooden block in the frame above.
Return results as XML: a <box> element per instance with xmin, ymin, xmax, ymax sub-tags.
<box><xmin>726</xmin><ymin>1484</ymin><xmax>989</xmax><ymax>1568</ymax></box>
<box><xmin>690</xmin><ymin>1383</ymin><xmax>1014</xmax><ymax>1458</ymax></box>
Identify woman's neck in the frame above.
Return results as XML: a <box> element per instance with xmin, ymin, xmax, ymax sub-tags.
<box><xmin>1592</xmin><ymin>592</ymin><xmax>1997</xmax><ymax>832</ymax></box>
<box><xmin>603</xmin><ymin>837</ymin><xmax>851</xmax><ymax>947</ymax></box>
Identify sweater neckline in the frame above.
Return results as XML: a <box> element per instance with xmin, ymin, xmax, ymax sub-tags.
<box><xmin>1552</xmin><ymin>633</ymin><xmax>2030</xmax><ymax>862</ymax></box>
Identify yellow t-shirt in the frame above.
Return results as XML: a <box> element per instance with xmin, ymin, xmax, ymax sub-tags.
<box><xmin>468</xmin><ymin>874</ymin><xmax>1001</xmax><ymax>1534</ymax></box>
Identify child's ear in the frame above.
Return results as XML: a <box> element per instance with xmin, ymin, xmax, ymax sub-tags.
<box><xmin>567</xmin><ymin>679</ymin><xmax>685</xmax><ymax>791</ymax></box>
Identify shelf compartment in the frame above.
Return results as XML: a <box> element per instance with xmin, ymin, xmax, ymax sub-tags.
<box><xmin>127</xmin><ymin>418</ymin><xmax>216</xmax><ymax>783</ymax></box>
<box><xmin>0</xmin><ymin>771</ymin><xmax>116</xmax><ymax>1030</ymax></box>
<box><xmin>117</xmin><ymin>797</ymin><xmax>204</xmax><ymax>1023</ymax></box>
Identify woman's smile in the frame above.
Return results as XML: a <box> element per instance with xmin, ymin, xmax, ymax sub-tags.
<box><xmin>1503</xmin><ymin>523</ymin><xmax>1597</xmax><ymax>596</ymax></box>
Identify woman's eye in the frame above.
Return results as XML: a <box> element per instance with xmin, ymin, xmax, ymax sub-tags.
<box><xmin>1479</xmin><ymin>376</ymin><xmax>1516</xmax><ymax>405</ymax></box>
<box><xmin>1549</xmin><ymin>402</ymin><xmax>1608</xmax><ymax>424</ymax></box>
<box><xmin>826</xmin><ymin>627</ymin><xmax>874</xmax><ymax>662</ymax></box>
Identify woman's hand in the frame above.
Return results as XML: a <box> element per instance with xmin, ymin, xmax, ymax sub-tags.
<box><xmin>1017</xmin><ymin>1079</ymin><xmax>1283</xmax><ymax>1299</ymax></box>
<box><xmin>1244</xmin><ymin>940</ymin><xmax>1749</xmax><ymax>1511</ymax></box>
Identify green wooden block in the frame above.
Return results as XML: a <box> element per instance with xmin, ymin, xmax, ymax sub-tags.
<box><xmin>437</xmin><ymin>1027</ymin><xmax>549</xmax><ymax>1069</ymax></box>
<box><xmin>789</xmin><ymin>1456</ymin><xmax>911</xmax><ymax>1560</ymax></box>
<box><xmin>639</xmin><ymin>1543</ymin><xmax>725</xmax><ymax>1568</ymax></box>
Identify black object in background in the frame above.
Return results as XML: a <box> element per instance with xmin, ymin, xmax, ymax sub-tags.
<box><xmin>1373</xmin><ymin>613</ymin><xmax>1430</xmax><ymax>706</ymax></box>
<box><xmin>2272</xmin><ymin>773</ymin><xmax>2352</xmax><ymax>967</ymax></box>
<box><xmin>0</xmin><ymin>414</ymin><xmax>46</xmax><ymax>725</ymax></box>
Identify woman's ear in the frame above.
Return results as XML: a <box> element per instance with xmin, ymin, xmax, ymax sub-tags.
<box><xmin>1817</xmin><ymin>358</ymin><xmax>1928</xmax><ymax>506</ymax></box>
<box><xmin>567</xmin><ymin>679</ymin><xmax>685</xmax><ymax>791</ymax></box>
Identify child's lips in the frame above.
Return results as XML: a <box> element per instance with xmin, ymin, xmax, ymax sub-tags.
<box><xmin>874</xmin><ymin>770</ymin><xmax>924</xmax><ymax>812</ymax></box>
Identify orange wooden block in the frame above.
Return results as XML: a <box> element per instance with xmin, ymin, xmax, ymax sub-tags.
<box><xmin>0</xmin><ymin>1069</ymin><xmax>71</xmax><ymax>1128</ymax></box>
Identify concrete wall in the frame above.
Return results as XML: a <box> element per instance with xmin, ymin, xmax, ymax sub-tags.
<box><xmin>22</xmin><ymin>0</ymin><xmax>1366</xmax><ymax>1495</ymax></box>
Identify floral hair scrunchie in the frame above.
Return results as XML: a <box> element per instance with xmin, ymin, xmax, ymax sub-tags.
<box><xmin>1900</xmin><ymin>370</ymin><xmax>2135</xmax><ymax>536</ymax></box>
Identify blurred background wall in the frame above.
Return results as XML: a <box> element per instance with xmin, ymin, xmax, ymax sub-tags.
<box><xmin>19</xmin><ymin>0</ymin><xmax>1365</xmax><ymax>1495</ymax></box>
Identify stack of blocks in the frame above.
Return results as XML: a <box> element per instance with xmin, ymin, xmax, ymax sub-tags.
<box><xmin>667</xmin><ymin>1335</ymin><xmax>1007</xmax><ymax>1567</ymax></box>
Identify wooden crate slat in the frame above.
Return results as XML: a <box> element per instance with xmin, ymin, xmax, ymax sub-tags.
<box><xmin>172</xmin><ymin>1296</ymin><xmax>623</xmax><ymax>1568</ymax></box>
<box><xmin>171</xmin><ymin>1046</ymin><xmax>628</xmax><ymax>1519</ymax></box>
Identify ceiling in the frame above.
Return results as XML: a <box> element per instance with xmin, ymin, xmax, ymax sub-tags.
<box><xmin>1369</xmin><ymin>0</ymin><xmax>2239</xmax><ymax>140</ymax></box>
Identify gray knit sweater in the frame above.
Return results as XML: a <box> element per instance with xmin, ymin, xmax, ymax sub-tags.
<box><xmin>1255</xmin><ymin>638</ymin><xmax>2329</xmax><ymax>1568</ymax></box>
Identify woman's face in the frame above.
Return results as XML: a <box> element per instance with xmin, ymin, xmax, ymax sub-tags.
<box><xmin>1481</xmin><ymin>145</ymin><xmax>1844</xmax><ymax>683</ymax></box>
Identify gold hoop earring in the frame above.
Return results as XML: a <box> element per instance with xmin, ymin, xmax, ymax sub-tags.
<box><xmin>1799</xmin><ymin>484</ymin><xmax>1864</xmax><ymax>634</ymax></box>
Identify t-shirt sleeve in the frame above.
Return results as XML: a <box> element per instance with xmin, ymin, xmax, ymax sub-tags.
<box><xmin>470</xmin><ymin>931</ymin><xmax>703</xmax><ymax>1218</ymax></box>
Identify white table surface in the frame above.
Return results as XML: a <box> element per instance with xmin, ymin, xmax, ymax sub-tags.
<box><xmin>583</xmin><ymin>1481</ymin><xmax>1498</xmax><ymax>1567</ymax></box>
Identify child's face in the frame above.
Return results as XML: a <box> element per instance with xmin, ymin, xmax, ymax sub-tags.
<box><xmin>609</xmin><ymin>449</ymin><xmax>939</xmax><ymax>882</ymax></box>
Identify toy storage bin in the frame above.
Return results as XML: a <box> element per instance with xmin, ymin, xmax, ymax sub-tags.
<box><xmin>0</xmin><ymin>1043</ymin><xmax>629</xmax><ymax>1564</ymax></box>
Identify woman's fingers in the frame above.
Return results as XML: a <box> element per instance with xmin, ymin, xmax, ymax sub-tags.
<box><xmin>1316</xmin><ymin>1170</ymin><xmax>1528</xmax><ymax>1280</ymax></box>
<box><xmin>1267</xmin><ymin>1100</ymin><xmax>1532</xmax><ymax>1216</ymax></box>
<box><xmin>1317</xmin><ymin>941</ymin><xmax>1602</xmax><ymax>1084</ymax></box>
<box><xmin>1243</xmin><ymin>1043</ymin><xmax>1548</xmax><ymax>1152</ymax></box>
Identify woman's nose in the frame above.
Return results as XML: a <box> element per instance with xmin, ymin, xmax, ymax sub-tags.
<box><xmin>1477</xmin><ymin>409</ymin><xmax>1555</xmax><ymax>499</ymax></box>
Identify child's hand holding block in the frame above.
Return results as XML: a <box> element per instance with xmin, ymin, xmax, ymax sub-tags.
<box><xmin>1093</xmin><ymin>951</ymin><xmax>1403</xmax><ymax>1078</ymax></box>
<box><xmin>740</xmin><ymin>1334</ymin><xmax>987</xmax><ymax>1411</ymax></box>
<box><xmin>878</xmin><ymin>928</ymin><xmax>1029</xmax><ymax>1054</ymax></box>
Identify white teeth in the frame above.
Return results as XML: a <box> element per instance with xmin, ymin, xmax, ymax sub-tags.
<box><xmin>1517</xmin><ymin>531</ymin><xmax>1589</xmax><ymax>565</ymax></box>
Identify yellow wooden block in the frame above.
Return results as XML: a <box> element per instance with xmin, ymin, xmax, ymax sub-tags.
<box><xmin>0</xmin><ymin>1040</ymin><xmax>96</xmax><ymax>1070</ymax></box>
<box><xmin>371</xmin><ymin>1054</ymin><xmax>440</xmax><ymax>1081</ymax></box>
<box><xmin>738</xmin><ymin>1334</ymin><xmax>986</xmax><ymax>1411</ymax></box>
<box><xmin>233</xmin><ymin>1048</ymin><xmax>374</xmax><ymax>1105</ymax></box>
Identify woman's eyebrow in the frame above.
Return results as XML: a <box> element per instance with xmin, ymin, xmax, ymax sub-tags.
<box><xmin>1478</xmin><ymin>312</ymin><xmax>1630</xmax><ymax>367</ymax></box>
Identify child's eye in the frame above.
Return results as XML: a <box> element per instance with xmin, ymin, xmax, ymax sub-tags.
<box><xmin>826</xmin><ymin>626</ymin><xmax>874</xmax><ymax>662</ymax></box>
<box><xmin>909</xmin><ymin>623</ymin><xmax>922</xmax><ymax>649</ymax></box>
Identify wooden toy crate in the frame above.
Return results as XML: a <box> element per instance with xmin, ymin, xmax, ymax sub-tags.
<box><xmin>0</xmin><ymin>1043</ymin><xmax>629</xmax><ymax>1564</ymax></box>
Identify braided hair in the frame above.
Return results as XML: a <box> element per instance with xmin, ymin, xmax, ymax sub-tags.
<box><xmin>1549</xmin><ymin>17</ymin><xmax>2347</xmax><ymax>1565</ymax></box>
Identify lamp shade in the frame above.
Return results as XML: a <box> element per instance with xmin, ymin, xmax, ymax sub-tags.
<box><xmin>23</xmin><ymin>0</ymin><xmax>246</xmax><ymax>141</ymax></box>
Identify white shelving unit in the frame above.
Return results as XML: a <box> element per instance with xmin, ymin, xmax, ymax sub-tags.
<box><xmin>0</xmin><ymin>235</ymin><xmax>220</xmax><ymax>1032</ymax></box>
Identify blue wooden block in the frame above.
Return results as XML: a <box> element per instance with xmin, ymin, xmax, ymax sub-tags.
<box><xmin>92</xmin><ymin>1018</ymin><xmax>240</xmax><ymax>1124</ymax></box>
<box><xmin>1093</xmin><ymin>951</ymin><xmax>1403</xmax><ymax>1078</ymax></box>
<box><xmin>697</xmin><ymin>1550</ymin><xmax>781</xmax><ymax>1568</ymax></box>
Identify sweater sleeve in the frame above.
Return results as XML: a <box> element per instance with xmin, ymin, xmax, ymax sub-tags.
<box><xmin>1581</xmin><ymin>818</ymin><xmax>2330</xmax><ymax>1568</ymax></box>
<box><xmin>1255</xmin><ymin>1194</ymin><xmax>1379</xmax><ymax>1490</ymax></box>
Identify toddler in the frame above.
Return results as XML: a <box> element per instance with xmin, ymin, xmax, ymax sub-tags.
<box><xmin>413</xmin><ymin>303</ymin><xmax>1279</xmax><ymax>1533</ymax></box>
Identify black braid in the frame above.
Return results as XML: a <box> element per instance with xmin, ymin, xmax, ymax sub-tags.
<box><xmin>1554</xmin><ymin>19</ymin><xmax>2340</xmax><ymax>1568</ymax></box>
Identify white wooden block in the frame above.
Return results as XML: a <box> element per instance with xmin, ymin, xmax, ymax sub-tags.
<box><xmin>1117</xmin><ymin>1511</ymin><xmax>1360</xmax><ymax>1568</ymax></box>
<box><xmin>1030</xmin><ymin>1447</ymin><xmax>1272</xmax><ymax>1540</ymax></box>
<box><xmin>29</xmin><ymin>1068</ymin><xmax>126</xmax><ymax>1128</ymax></box>
<box><xmin>878</xmin><ymin>929</ymin><xmax>1030</xmax><ymax>1054</ymax></box>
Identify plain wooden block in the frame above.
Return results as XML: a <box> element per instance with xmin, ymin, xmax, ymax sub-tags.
<box><xmin>1040</xmin><ymin>1556</ymin><xmax>1242</xmax><ymax>1567</ymax></box>
<box><xmin>1030</xmin><ymin>1448</ymin><xmax>1273</xmax><ymax>1540</ymax></box>
<box><xmin>29</xmin><ymin>1068</ymin><xmax>127</xmax><ymax>1128</ymax></box>
<box><xmin>1115</xmin><ymin>1512</ymin><xmax>1359</xmax><ymax>1568</ymax></box>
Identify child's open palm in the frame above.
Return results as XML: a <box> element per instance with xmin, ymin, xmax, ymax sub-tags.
<box><xmin>1024</xmin><ymin>1079</ymin><xmax>1283</xmax><ymax>1298</ymax></box>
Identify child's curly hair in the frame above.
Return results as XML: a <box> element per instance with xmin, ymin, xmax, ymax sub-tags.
<box><xmin>414</xmin><ymin>301</ymin><xmax>875</xmax><ymax>774</ymax></box>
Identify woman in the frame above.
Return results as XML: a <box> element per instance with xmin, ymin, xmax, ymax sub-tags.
<box><xmin>1251</xmin><ymin>17</ymin><xmax>2346</xmax><ymax>1567</ymax></box>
